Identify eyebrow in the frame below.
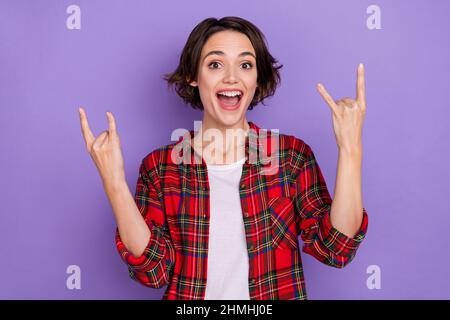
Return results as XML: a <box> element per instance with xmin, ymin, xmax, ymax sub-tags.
<box><xmin>202</xmin><ymin>50</ymin><xmax>256</xmax><ymax>62</ymax></box>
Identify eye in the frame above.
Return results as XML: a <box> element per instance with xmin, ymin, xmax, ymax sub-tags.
<box><xmin>242</xmin><ymin>62</ymin><xmax>253</xmax><ymax>69</ymax></box>
<box><xmin>208</xmin><ymin>61</ymin><xmax>221</xmax><ymax>69</ymax></box>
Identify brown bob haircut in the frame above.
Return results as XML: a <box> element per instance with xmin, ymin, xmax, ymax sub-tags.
<box><xmin>163</xmin><ymin>16</ymin><xmax>283</xmax><ymax>110</ymax></box>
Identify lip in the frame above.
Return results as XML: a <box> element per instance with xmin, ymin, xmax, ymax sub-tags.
<box><xmin>216</xmin><ymin>88</ymin><xmax>243</xmax><ymax>95</ymax></box>
<box><xmin>215</xmin><ymin>89</ymin><xmax>243</xmax><ymax>111</ymax></box>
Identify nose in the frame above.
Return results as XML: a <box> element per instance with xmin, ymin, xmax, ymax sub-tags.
<box><xmin>223</xmin><ymin>66</ymin><xmax>238</xmax><ymax>84</ymax></box>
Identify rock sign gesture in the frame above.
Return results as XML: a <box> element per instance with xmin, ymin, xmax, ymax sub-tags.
<box><xmin>78</xmin><ymin>108</ymin><xmax>126</xmax><ymax>190</ymax></box>
<box><xmin>316</xmin><ymin>63</ymin><xmax>366</xmax><ymax>152</ymax></box>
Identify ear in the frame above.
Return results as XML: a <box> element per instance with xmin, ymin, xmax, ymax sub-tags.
<box><xmin>187</xmin><ymin>77</ymin><xmax>198</xmax><ymax>87</ymax></box>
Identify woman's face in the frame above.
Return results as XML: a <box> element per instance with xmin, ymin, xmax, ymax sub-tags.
<box><xmin>189</xmin><ymin>30</ymin><xmax>258</xmax><ymax>128</ymax></box>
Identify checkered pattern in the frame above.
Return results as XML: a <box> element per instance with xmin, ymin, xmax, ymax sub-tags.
<box><xmin>115</xmin><ymin>121</ymin><xmax>368</xmax><ymax>300</ymax></box>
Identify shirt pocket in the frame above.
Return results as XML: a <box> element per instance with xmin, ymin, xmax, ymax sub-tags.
<box><xmin>269</xmin><ymin>197</ymin><xmax>299</xmax><ymax>250</ymax></box>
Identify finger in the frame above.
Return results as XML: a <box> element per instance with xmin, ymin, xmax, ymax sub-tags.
<box><xmin>79</xmin><ymin>107</ymin><xmax>95</xmax><ymax>147</ymax></box>
<box><xmin>356</xmin><ymin>63</ymin><xmax>366</xmax><ymax>108</ymax></box>
<box><xmin>336</xmin><ymin>100</ymin><xmax>346</xmax><ymax>108</ymax></box>
<box><xmin>93</xmin><ymin>131</ymin><xmax>108</xmax><ymax>149</ymax></box>
<box><xmin>342</xmin><ymin>98</ymin><xmax>358</xmax><ymax>109</ymax></box>
<box><xmin>106</xmin><ymin>111</ymin><xmax>117</xmax><ymax>137</ymax></box>
<box><xmin>316</xmin><ymin>83</ymin><xmax>338</xmax><ymax>114</ymax></box>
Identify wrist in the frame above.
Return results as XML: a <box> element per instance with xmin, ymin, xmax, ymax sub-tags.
<box><xmin>103</xmin><ymin>177</ymin><xmax>128</xmax><ymax>194</ymax></box>
<box><xmin>338</xmin><ymin>143</ymin><xmax>362</xmax><ymax>156</ymax></box>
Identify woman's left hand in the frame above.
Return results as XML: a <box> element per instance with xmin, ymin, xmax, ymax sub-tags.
<box><xmin>316</xmin><ymin>63</ymin><xmax>366</xmax><ymax>153</ymax></box>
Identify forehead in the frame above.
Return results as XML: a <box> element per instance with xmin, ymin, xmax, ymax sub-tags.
<box><xmin>201</xmin><ymin>30</ymin><xmax>256</xmax><ymax>57</ymax></box>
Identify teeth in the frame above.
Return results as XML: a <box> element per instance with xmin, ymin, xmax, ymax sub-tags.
<box><xmin>217</xmin><ymin>91</ymin><xmax>241</xmax><ymax>97</ymax></box>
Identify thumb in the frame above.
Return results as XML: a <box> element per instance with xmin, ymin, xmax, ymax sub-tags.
<box><xmin>106</xmin><ymin>111</ymin><xmax>118</xmax><ymax>137</ymax></box>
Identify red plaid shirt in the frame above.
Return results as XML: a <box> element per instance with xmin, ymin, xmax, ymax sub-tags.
<box><xmin>115</xmin><ymin>121</ymin><xmax>369</xmax><ymax>300</ymax></box>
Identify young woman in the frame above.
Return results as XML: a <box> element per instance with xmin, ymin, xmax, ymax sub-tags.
<box><xmin>78</xmin><ymin>16</ymin><xmax>368</xmax><ymax>300</ymax></box>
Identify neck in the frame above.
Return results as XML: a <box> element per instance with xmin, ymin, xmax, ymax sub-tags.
<box><xmin>193</xmin><ymin>116</ymin><xmax>250</xmax><ymax>165</ymax></box>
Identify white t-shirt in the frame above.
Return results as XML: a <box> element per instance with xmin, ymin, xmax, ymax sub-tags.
<box><xmin>204</xmin><ymin>157</ymin><xmax>250</xmax><ymax>300</ymax></box>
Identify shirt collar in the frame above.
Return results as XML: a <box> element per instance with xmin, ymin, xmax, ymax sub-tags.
<box><xmin>173</xmin><ymin>121</ymin><xmax>267</xmax><ymax>167</ymax></box>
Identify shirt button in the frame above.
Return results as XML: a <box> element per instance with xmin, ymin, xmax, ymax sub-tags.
<box><xmin>244</xmin><ymin>211</ymin><xmax>249</xmax><ymax>218</ymax></box>
<box><xmin>249</xmin><ymin>244</ymin><xmax>254</xmax><ymax>250</ymax></box>
<box><xmin>240</xmin><ymin>183</ymin><xmax>245</xmax><ymax>189</ymax></box>
<box><xmin>250</xmin><ymin>279</ymin><xmax>255</xmax><ymax>285</ymax></box>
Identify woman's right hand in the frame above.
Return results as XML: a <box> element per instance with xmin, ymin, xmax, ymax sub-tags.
<box><xmin>78</xmin><ymin>107</ymin><xmax>126</xmax><ymax>191</ymax></box>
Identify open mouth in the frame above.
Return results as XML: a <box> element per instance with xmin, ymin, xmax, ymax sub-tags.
<box><xmin>215</xmin><ymin>90</ymin><xmax>243</xmax><ymax>108</ymax></box>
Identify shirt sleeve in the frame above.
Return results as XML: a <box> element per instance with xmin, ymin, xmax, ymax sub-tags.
<box><xmin>115</xmin><ymin>159</ymin><xmax>176</xmax><ymax>288</ymax></box>
<box><xmin>291</xmin><ymin>141</ymin><xmax>369</xmax><ymax>268</ymax></box>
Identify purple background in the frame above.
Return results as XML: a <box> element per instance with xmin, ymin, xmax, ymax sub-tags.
<box><xmin>1</xmin><ymin>0</ymin><xmax>449</xmax><ymax>299</ymax></box>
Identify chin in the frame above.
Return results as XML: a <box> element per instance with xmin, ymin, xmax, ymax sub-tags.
<box><xmin>216</xmin><ymin>106</ymin><xmax>247</xmax><ymax>126</ymax></box>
